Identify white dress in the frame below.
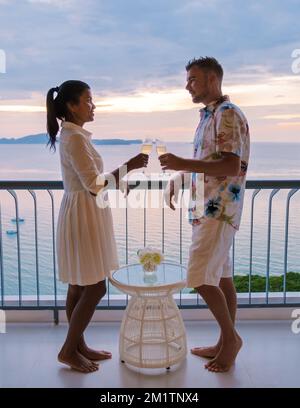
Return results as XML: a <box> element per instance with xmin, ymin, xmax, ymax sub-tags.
<box><xmin>56</xmin><ymin>121</ymin><xmax>119</xmax><ymax>286</ymax></box>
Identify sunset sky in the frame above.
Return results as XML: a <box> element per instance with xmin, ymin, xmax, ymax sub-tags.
<box><xmin>0</xmin><ymin>0</ymin><xmax>300</xmax><ymax>142</ymax></box>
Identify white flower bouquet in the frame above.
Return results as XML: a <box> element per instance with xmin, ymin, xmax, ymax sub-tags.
<box><xmin>137</xmin><ymin>246</ymin><xmax>164</xmax><ymax>272</ymax></box>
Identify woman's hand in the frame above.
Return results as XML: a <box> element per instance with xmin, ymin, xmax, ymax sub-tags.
<box><xmin>126</xmin><ymin>153</ymin><xmax>149</xmax><ymax>172</ymax></box>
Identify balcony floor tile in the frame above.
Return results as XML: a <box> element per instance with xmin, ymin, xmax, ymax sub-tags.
<box><xmin>0</xmin><ymin>320</ymin><xmax>299</xmax><ymax>388</ymax></box>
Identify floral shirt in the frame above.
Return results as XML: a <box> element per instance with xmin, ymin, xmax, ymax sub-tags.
<box><xmin>188</xmin><ymin>95</ymin><xmax>250</xmax><ymax>230</ymax></box>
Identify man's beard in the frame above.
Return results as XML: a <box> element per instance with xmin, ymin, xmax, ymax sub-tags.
<box><xmin>192</xmin><ymin>89</ymin><xmax>209</xmax><ymax>104</ymax></box>
<box><xmin>192</xmin><ymin>95</ymin><xmax>203</xmax><ymax>103</ymax></box>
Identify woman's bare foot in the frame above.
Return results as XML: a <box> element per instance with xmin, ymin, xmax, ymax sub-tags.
<box><xmin>205</xmin><ymin>334</ymin><xmax>242</xmax><ymax>373</ymax></box>
<box><xmin>78</xmin><ymin>343</ymin><xmax>112</xmax><ymax>361</ymax></box>
<box><xmin>58</xmin><ymin>349</ymin><xmax>99</xmax><ymax>373</ymax></box>
<box><xmin>191</xmin><ymin>339</ymin><xmax>222</xmax><ymax>359</ymax></box>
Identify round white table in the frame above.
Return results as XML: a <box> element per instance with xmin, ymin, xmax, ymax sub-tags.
<box><xmin>109</xmin><ymin>262</ymin><xmax>187</xmax><ymax>369</ymax></box>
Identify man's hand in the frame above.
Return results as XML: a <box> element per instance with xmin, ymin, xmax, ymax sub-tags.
<box><xmin>165</xmin><ymin>179</ymin><xmax>176</xmax><ymax>210</ymax></box>
<box><xmin>159</xmin><ymin>153</ymin><xmax>185</xmax><ymax>171</ymax></box>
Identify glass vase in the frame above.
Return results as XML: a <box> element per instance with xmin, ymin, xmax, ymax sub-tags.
<box><xmin>142</xmin><ymin>264</ymin><xmax>158</xmax><ymax>285</ymax></box>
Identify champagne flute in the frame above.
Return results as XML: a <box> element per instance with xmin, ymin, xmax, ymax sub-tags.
<box><xmin>141</xmin><ymin>138</ymin><xmax>153</xmax><ymax>155</ymax></box>
<box><xmin>155</xmin><ymin>139</ymin><xmax>167</xmax><ymax>174</ymax></box>
<box><xmin>141</xmin><ymin>138</ymin><xmax>152</xmax><ymax>174</ymax></box>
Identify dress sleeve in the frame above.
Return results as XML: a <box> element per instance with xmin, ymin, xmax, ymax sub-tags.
<box><xmin>215</xmin><ymin>108</ymin><xmax>244</xmax><ymax>158</ymax></box>
<box><xmin>67</xmin><ymin>134</ymin><xmax>106</xmax><ymax>195</ymax></box>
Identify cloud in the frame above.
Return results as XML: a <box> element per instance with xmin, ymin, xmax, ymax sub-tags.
<box><xmin>0</xmin><ymin>0</ymin><xmax>300</xmax><ymax>141</ymax></box>
<box><xmin>0</xmin><ymin>105</ymin><xmax>45</xmax><ymax>112</ymax></box>
<box><xmin>224</xmin><ymin>74</ymin><xmax>300</xmax><ymax>107</ymax></box>
<box><xmin>27</xmin><ymin>0</ymin><xmax>73</xmax><ymax>7</ymax></box>
<box><xmin>2</xmin><ymin>71</ymin><xmax>299</xmax><ymax>114</ymax></box>
<box><xmin>94</xmin><ymin>89</ymin><xmax>192</xmax><ymax>113</ymax></box>
<box><xmin>1</xmin><ymin>101</ymin><xmax>300</xmax><ymax>143</ymax></box>
<box><xmin>263</xmin><ymin>114</ymin><xmax>300</xmax><ymax>120</ymax></box>
<box><xmin>277</xmin><ymin>122</ymin><xmax>300</xmax><ymax>127</ymax></box>
<box><xmin>1</xmin><ymin>0</ymin><xmax>300</xmax><ymax>100</ymax></box>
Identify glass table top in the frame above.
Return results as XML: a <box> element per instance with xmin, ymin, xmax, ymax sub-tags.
<box><xmin>111</xmin><ymin>262</ymin><xmax>187</xmax><ymax>288</ymax></box>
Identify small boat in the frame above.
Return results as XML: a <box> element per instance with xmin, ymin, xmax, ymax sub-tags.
<box><xmin>11</xmin><ymin>218</ymin><xmax>25</xmax><ymax>223</ymax></box>
<box><xmin>6</xmin><ymin>230</ymin><xmax>17</xmax><ymax>235</ymax></box>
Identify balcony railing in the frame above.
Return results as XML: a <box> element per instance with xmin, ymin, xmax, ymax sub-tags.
<box><xmin>1</xmin><ymin>179</ymin><xmax>300</xmax><ymax>323</ymax></box>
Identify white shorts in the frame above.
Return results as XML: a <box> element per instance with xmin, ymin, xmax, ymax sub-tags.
<box><xmin>187</xmin><ymin>219</ymin><xmax>236</xmax><ymax>288</ymax></box>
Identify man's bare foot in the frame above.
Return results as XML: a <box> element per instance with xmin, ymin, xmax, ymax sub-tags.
<box><xmin>191</xmin><ymin>342</ymin><xmax>221</xmax><ymax>359</ymax></box>
<box><xmin>205</xmin><ymin>334</ymin><xmax>242</xmax><ymax>373</ymax></box>
<box><xmin>58</xmin><ymin>349</ymin><xmax>99</xmax><ymax>373</ymax></box>
<box><xmin>78</xmin><ymin>343</ymin><xmax>112</xmax><ymax>361</ymax></box>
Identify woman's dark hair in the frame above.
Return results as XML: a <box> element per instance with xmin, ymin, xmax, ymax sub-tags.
<box><xmin>46</xmin><ymin>80</ymin><xmax>90</xmax><ymax>151</ymax></box>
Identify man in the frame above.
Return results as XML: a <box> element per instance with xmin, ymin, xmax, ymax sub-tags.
<box><xmin>159</xmin><ymin>57</ymin><xmax>250</xmax><ymax>373</ymax></box>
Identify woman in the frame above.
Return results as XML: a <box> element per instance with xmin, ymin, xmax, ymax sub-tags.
<box><xmin>46</xmin><ymin>80</ymin><xmax>148</xmax><ymax>373</ymax></box>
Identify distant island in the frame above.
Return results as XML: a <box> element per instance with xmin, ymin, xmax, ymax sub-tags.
<box><xmin>0</xmin><ymin>133</ymin><xmax>142</xmax><ymax>145</ymax></box>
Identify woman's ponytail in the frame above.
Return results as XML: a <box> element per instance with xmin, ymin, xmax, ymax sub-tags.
<box><xmin>46</xmin><ymin>80</ymin><xmax>90</xmax><ymax>152</ymax></box>
<box><xmin>46</xmin><ymin>87</ymin><xmax>59</xmax><ymax>151</ymax></box>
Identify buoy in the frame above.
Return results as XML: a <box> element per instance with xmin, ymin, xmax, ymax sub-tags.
<box><xmin>6</xmin><ymin>230</ymin><xmax>17</xmax><ymax>235</ymax></box>
<box><xmin>11</xmin><ymin>218</ymin><xmax>25</xmax><ymax>223</ymax></box>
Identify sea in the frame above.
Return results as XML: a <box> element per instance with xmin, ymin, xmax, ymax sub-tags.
<box><xmin>0</xmin><ymin>142</ymin><xmax>299</xmax><ymax>296</ymax></box>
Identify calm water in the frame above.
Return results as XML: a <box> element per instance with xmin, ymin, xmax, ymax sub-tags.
<box><xmin>0</xmin><ymin>142</ymin><xmax>300</xmax><ymax>296</ymax></box>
